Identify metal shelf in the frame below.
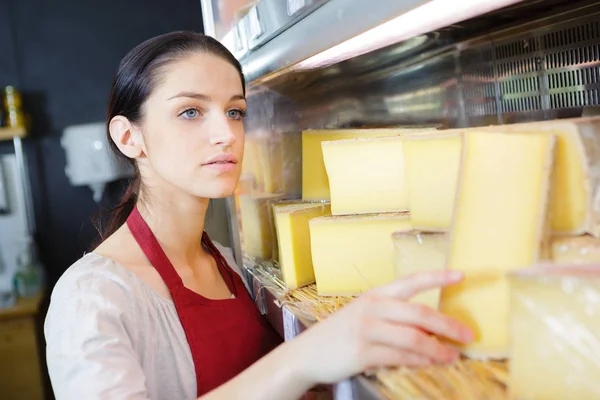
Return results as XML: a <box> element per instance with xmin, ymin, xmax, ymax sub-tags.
<box><xmin>245</xmin><ymin>267</ymin><xmax>388</xmax><ymax>400</ymax></box>
<box><xmin>226</xmin><ymin>0</ymin><xmax>530</xmax><ymax>84</ymax></box>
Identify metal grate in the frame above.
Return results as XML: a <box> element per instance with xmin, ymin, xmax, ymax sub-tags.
<box><xmin>462</xmin><ymin>11</ymin><xmax>600</xmax><ymax>123</ymax></box>
<box><xmin>461</xmin><ymin>47</ymin><xmax>497</xmax><ymax>121</ymax></box>
<box><xmin>437</xmin><ymin>12</ymin><xmax>600</xmax><ymax>124</ymax></box>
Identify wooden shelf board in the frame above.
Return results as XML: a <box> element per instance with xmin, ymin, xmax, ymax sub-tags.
<box><xmin>0</xmin><ymin>126</ymin><xmax>27</xmax><ymax>141</ymax></box>
<box><xmin>0</xmin><ymin>290</ymin><xmax>44</xmax><ymax>320</ymax></box>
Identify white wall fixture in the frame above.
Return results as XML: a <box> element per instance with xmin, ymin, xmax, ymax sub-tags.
<box><xmin>61</xmin><ymin>122</ymin><xmax>133</xmax><ymax>202</ymax></box>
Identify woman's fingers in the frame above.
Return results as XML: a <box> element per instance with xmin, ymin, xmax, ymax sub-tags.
<box><xmin>364</xmin><ymin>319</ymin><xmax>460</xmax><ymax>363</ymax></box>
<box><xmin>362</xmin><ymin>345</ymin><xmax>433</xmax><ymax>371</ymax></box>
<box><xmin>371</xmin><ymin>299</ymin><xmax>474</xmax><ymax>344</ymax></box>
<box><xmin>374</xmin><ymin>270</ymin><xmax>464</xmax><ymax>300</ymax></box>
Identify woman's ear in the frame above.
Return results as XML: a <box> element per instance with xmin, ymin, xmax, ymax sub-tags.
<box><xmin>109</xmin><ymin>116</ymin><xmax>145</xmax><ymax>159</ymax></box>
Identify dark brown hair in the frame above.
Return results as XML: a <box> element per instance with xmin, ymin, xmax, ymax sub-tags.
<box><xmin>95</xmin><ymin>31</ymin><xmax>245</xmax><ymax>241</ymax></box>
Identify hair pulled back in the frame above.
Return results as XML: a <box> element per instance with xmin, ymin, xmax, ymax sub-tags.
<box><xmin>97</xmin><ymin>31</ymin><xmax>245</xmax><ymax>241</ymax></box>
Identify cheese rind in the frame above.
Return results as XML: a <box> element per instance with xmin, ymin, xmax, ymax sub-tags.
<box><xmin>302</xmin><ymin>128</ymin><xmax>431</xmax><ymax>201</ymax></box>
<box><xmin>509</xmin><ymin>265</ymin><xmax>600</xmax><ymax>400</ymax></box>
<box><xmin>273</xmin><ymin>202</ymin><xmax>330</xmax><ymax>289</ymax></box>
<box><xmin>236</xmin><ymin>194</ymin><xmax>284</xmax><ymax>259</ymax></box>
<box><xmin>441</xmin><ymin>131</ymin><xmax>556</xmax><ymax>359</ymax></box>
<box><xmin>270</xmin><ymin>199</ymin><xmax>307</xmax><ymax>263</ymax></box>
<box><xmin>551</xmin><ymin>235</ymin><xmax>600</xmax><ymax>264</ymax></box>
<box><xmin>480</xmin><ymin>117</ymin><xmax>600</xmax><ymax>236</ymax></box>
<box><xmin>309</xmin><ymin>213</ymin><xmax>411</xmax><ymax>296</ymax></box>
<box><xmin>322</xmin><ymin>136</ymin><xmax>408</xmax><ymax>215</ymax></box>
<box><xmin>402</xmin><ymin>133</ymin><xmax>462</xmax><ymax>230</ymax></box>
<box><xmin>392</xmin><ymin>231</ymin><xmax>447</xmax><ymax>309</ymax></box>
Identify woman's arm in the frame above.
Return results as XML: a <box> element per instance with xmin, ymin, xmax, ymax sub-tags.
<box><xmin>202</xmin><ymin>270</ymin><xmax>474</xmax><ymax>400</ymax></box>
<box><xmin>202</xmin><ymin>340</ymin><xmax>313</xmax><ymax>400</ymax></box>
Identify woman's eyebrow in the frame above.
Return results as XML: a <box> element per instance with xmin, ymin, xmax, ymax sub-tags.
<box><xmin>168</xmin><ymin>92</ymin><xmax>245</xmax><ymax>101</ymax></box>
<box><xmin>168</xmin><ymin>91</ymin><xmax>211</xmax><ymax>101</ymax></box>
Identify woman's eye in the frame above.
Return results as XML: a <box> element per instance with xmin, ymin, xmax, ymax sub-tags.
<box><xmin>227</xmin><ymin>109</ymin><xmax>246</xmax><ymax>120</ymax></box>
<box><xmin>180</xmin><ymin>108</ymin><xmax>199</xmax><ymax>119</ymax></box>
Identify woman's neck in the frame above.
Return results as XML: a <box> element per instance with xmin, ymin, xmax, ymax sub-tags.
<box><xmin>136</xmin><ymin>193</ymin><xmax>210</xmax><ymax>265</ymax></box>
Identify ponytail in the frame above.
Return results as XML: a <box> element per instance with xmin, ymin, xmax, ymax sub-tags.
<box><xmin>91</xmin><ymin>167</ymin><xmax>140</xmax><ymax>247</ymax></box>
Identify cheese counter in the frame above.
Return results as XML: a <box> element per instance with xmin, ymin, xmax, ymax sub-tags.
<box><xmin>216</xmin><ymin>1</ymin><xmax>600</xmax><ymax>398</ymax></box>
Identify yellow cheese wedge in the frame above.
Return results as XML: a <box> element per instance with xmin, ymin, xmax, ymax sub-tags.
<box><xmin>402</xmin><ymin>133</ymin><xmax>462</xmax><ymax>230</ymax></box>
<box><xmin>236</xmin><ymin>193</ymin><xmax>284</xmax><ymax>259</ymax></box>
<box><xmin>551</xmin><ymin>235</ymin><xmax>600</xmax><ymax>264</ymax></box>
<box><xmin>241</xmin><ymin>135</ymin><xmax>265</xmax><ymax>194</ymax></box>
<box><xmin>322</xmin><ymin>136</ymin><xmax>408</xmax><ymax>215</ymax></box>
<box><xmin>243</xmin><ymin>132</ymin><xmax>302</xmax><ymax>197</ymax></box>
<box><xmin>280</xmin><ymin>134</ymin><xmax>302</xmax><ymax>197</ymax></box>
<box><xmin>270</xmin><ymin>199</ymin><xmax>307</xmax><ymax>263</ymax></box>
<box><xmin>302</xmin><ymin>128</ymin><xmax>431</xmax><ymax>201</ymax></box>
<box><xmin>273</xmin><ymin>202</ymin><xmax>331</xmax><ymax>289</ymax></box>
<box><xmin>441</xmin><ymin>131</ymin><xmax>556</xmax><ymax>359</ymax></box>
<box><xmin>259</xmin><ymin>133</ymin><xmax>302</xmax><ymax>196</ymax></box>
<box><xmin>480</xmin><ymin>117</ymin><xmax>600</xmax><ymax>236</ymax></box>
<box><xmin>309</xmin><ymin>213</ymin><xmax>411</xmax><ymax>296</ymax></box>
<box><xmin>509</xmin><ymin>265</ymin><xmax>600</xmax><ymax>400</ymax></box>
<box><xmin>392</xmin><ymin>231</ymin><xmax>447</xmax><ymax>309</ymax></box>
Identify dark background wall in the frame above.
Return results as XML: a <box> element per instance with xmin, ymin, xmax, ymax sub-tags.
<box><xmin>1</xmin><ymin>0</ymin><xmax>205</xmax><ymax>288</ymax></box>
<box><xmin>0</xmin><ymin>1</ymin><xmax>207</xmax><ymax>397</ymax></box>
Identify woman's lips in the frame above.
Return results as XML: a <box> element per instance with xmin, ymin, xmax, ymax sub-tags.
<box><xmin>203</xmin><ymin>161</ymin><xmax>237</xmax><ymax>172</ymax></box>
<box><xmin>203</xmin><ymin>153</ymin><xmax>238</xmax><ymax>172</ymax></box>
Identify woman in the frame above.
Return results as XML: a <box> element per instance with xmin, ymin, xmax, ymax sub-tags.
<box><xmin>45</xmin><ymin>31</ymin><xmax>473</xmax><ymax>400</ymax></box>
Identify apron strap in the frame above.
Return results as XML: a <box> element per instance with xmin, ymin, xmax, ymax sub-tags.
<box><xmin>127</xmin><ymin>206</ymin><xmax>183</xmax><ymax>289</ymax></box>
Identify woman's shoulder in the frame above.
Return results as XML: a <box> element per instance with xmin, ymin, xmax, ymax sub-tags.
<box><xmin>49</xmin><ymin>252</ymin><xmax>144</xmax><ymax>308</ymax></box>
<box><xmin>50</xmin><ymin>239</ymin><xmax>247</xmax><ymax>306</ymax></box>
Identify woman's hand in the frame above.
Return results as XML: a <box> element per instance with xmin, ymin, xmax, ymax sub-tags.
<box><xmin>291</xmin><ymin>270</ymin><xmax>474</xmax><ymax>385</ymax></box>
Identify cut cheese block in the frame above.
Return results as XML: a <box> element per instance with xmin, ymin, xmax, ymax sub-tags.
<box><xmin>322</xmin><ymin>136</ymin><xmax>408</xmax><ymax>215</ymax></box>
<box><xmin>236</xmin><ymin>193</ymin><xmax>284</xmax><ymax>259</ymax></box>
<box><xmin>242</xmin><ymin>132</ymin><xmax>302</xmax><ymax>197</ymax></box>
<box><xmin>273</xmin><ymin>202</ymin><xmax>331</xmax><ymax>289</ymax></box>
<box><xmin>392</xmin><ymin>231</ymin><xmax>447</xmax><ymax>309</ymax></box>
<box><xmin>509</xmin><ymin>265</ymin><xmax>600</xmax><ymax>399</ymax></box>
<box><xmin>302</xmin><ymin>128</ymin><xmax>432</xmax><ymax>201</ymax></box>
<box><xmin>480</xmin><ymin>117</ymin><xmax>600</xmax><ymax>236</ymax></box>
<box><xmin>241</xmin><ymin>135</ymin><xmax>265</xmax><ymax>194</ymax></box>
<box><xmin>551</xmin><ymin>235</ymin><xmax>600</xmax><ymax>264</ymax></box>
<box><xmin>309</xmin><ymin>213</ymin><xmax>411</xmax><ymax>296</ymax></box>
<box><xmin>258</xmin><ymin>133</ymin><xmax>302</xmax><ymax>196</ymax></box>
<box><xmin>402</xmin><ymin>133</ymin><xmax>462</xmax><ymax>230</ymax></box>
<box><xmin>280</xmin><ymin>134</ymin><xmax>302</xmax><ymax>197</ymax></box>
<box><xmin>270</xmin><ymin>199</ymin><xmax>307</xmax><ymax>263</ymax></box>
<box><xmin>441</xmin><ymin>131</ymin><xmax>556</xmax><ymax>359</ymax></box>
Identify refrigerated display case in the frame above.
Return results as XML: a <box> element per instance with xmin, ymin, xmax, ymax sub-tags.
<box><xmin>201</xmin><ymin>0</ymin><xmax>600</xmax><ymax>398</ymax></box>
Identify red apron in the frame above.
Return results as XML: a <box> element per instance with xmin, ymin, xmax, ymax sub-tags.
<box><xmin>127</xmin><ymin>206</ymin><xmax>282</xmax><ymax>396</ymax></box>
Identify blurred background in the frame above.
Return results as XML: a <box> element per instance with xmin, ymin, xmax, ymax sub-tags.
<box><xmin>0</xmin><ymin>1</ymin><xmax>232</xmax><ymax>398</ymax></box>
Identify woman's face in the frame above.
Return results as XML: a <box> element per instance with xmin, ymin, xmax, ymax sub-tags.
<box><xmin>136</xmin><ymin>52</ymin><xmax>246</xmax><ymax>200</ymax></box>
